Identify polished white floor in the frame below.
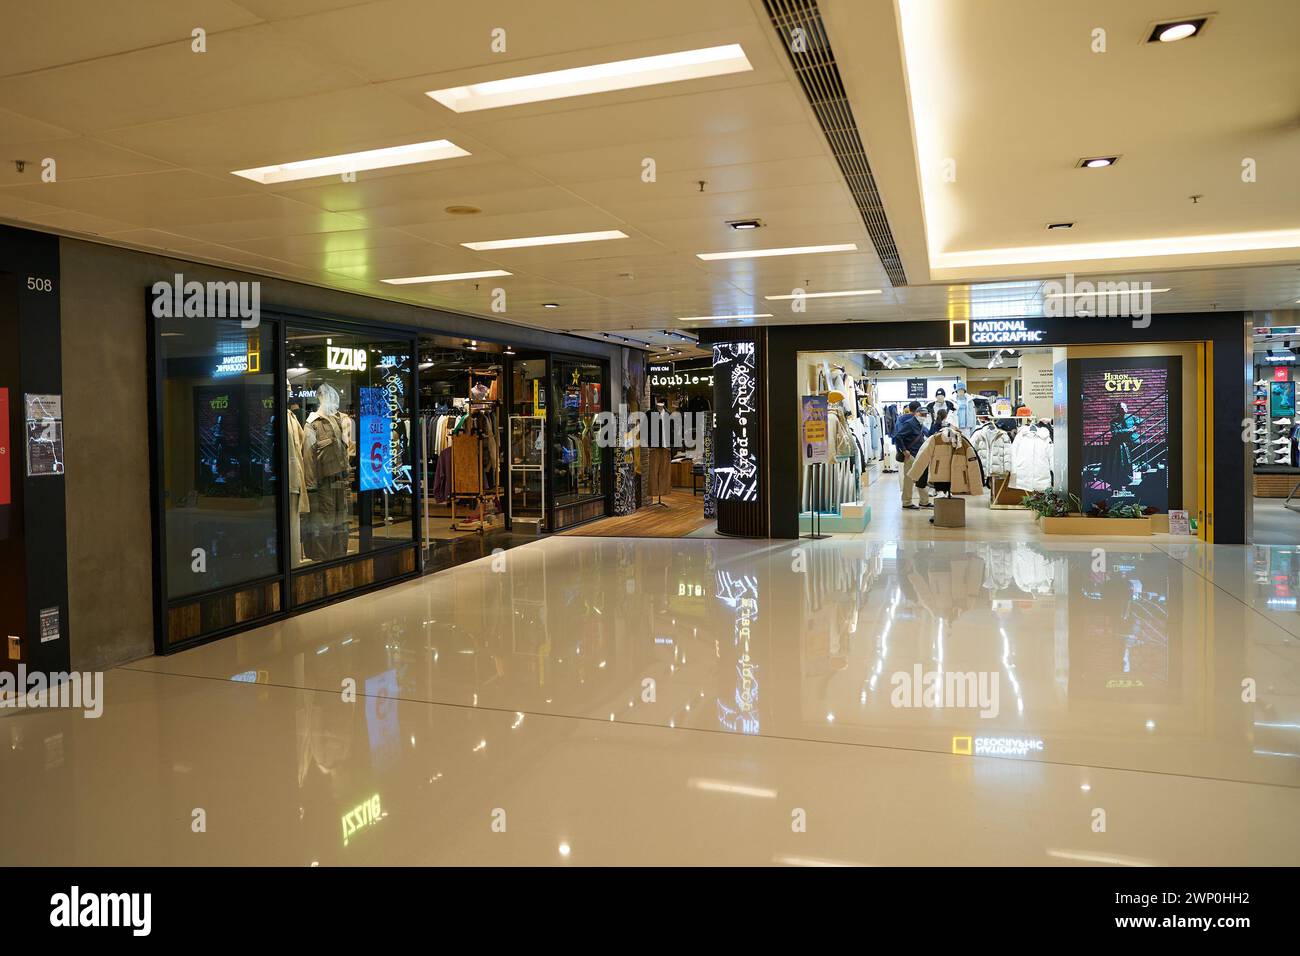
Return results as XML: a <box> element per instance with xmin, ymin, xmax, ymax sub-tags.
<box><xmin>2</xmin><ymin>532</ymin><xmax>1298</xmax><ymax>865</ymax></box>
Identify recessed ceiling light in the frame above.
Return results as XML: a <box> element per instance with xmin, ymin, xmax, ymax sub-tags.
<box><xmin>444</xmin><ymin>204</ymin><xmax>481</xmax><ymax>216</ymax></box>
<box><xmin>426</xmin><ymin>44</ymin><xmax>753</xmax><ymax>112</ymax></box>
<box><xmin>697</xmin><ymin>243</ymin><xmax>857</xmax><ymax>261</ymax></box>
<box><xmin>543</xmin><ymin>302</ymin><xmax>560</xmax><ymax>309</ymax></box>
<box><xmin>1148</xmin><ymin>17</ymin><xmax>1208</xmax><ymax>43</ymax></box>
<box><xmin>503</xmin><ymin>347</ymin><xmax>516</xmax><ymax>355</ymax></box>
<box><xmin>676</xmin><ymin>313</ymin><xmax>773</xmax><ymax>321</ymax></box>
<box><xmin>1047</xmin><ymin>222</ymin><xmax>1074</xmax><ymax>230</ymax></box>
<box><xmin>462</xmin><ymin>230</ymin><xmax>627</xmax><ymax>251</ymax></box>
<box><xmin>1077</xmin><ymin>156</ymin><xmax>1118</xmax><ymax>169</ymax></box>
<box><xmin>727</xmin><ymin>219</ymin><xmax>763</xmax><ymax>230</ymax></box>
<box><xmin>381</xmin><ymin>269</ymin><xmax>511</xmax><ymax>285</ymax></box>
<box><xmin>764</xmin><ymin>289</ymin><xmax>881</xmax><ymax>300</ymax></box>
<box><xmin>232</xmin><ymin>139</ymin><xmax>469</xmax><ymax>184</ymax></box>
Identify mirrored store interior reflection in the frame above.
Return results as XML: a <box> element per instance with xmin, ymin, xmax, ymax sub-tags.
<box><xmin>160</xmin><ymin>317</ymin><xmax>279</xmax><ymax>599</ymax></box>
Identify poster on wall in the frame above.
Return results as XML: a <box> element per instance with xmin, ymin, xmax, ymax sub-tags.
<box><xmin>907</xmin><ymin>378</ymin><xmax>927</xmax><ymax>399</ymax></box>
<box><xmin>358</xmin><ymin>385</ymin><xmax>392</xmax><ymax>493</ymax></box>
<box><xmin>1270</xmin><ymin>381</ymin><xmax>1295</xmax><ymax>419</ymax></box>
<box><xmin>712</xmin><ymin>341</ymin><xmax>759</xmax><ymax>502</ymax></box>
<box><xmin>194</xmin><ymin>386</ymin><xmax>244</xmax><ymax>494</ymax></box>
<box><xmin>1078</xmin><ymin>358</ymin><xmax>1178</xmax><ymax>513</ymax></box>
<box><xmin>801</xmin><ymin>395</ymin><xmax>828</xmax><ymax>464</ymax></box>
<box><xmin>24</xmin><ymin>393</ymin><xmax>64</xmax><ymax>478</ymax></box>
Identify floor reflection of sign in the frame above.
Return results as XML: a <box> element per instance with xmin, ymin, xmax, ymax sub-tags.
<box><xmin>364</xmin><ymin>669</ymin><xmax>400</xmax><ymax>772</ymax></box>
<box><xmin>0</xmin><ymin>388</ymin><xmax>10</xmax><ymax>505</ymax></box>
<box><xmin>24</xmin><ymin>393</ymin><xmax>64</xmax><ymax>477</ymax></box>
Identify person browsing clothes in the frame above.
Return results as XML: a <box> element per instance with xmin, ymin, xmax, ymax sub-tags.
<box><xmin>892</xmin><ymin>400</ymin><xmax>931</xmax><ymax>509</ymax></box>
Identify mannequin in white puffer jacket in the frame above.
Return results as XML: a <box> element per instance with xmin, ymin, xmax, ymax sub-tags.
<box><xmin>1009</xmin><ymin>425</ymin><xmax>1053</xmax><ymax>491</ymax></box>
<box><xmin>970</xmin><ymin>424</ymin><xmax>1012</xmax><ymax>482</ymax></box>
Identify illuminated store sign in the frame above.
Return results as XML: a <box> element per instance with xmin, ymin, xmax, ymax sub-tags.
<box><xmin>651</xmin><ymin>371</ymin><xmax>713</xmax><ymax>388</ymax></box>
<box><xmin>967</xmin><ymin>319</ymin><xmax>1046</xmax><ymax>345</ymax></box>
<box><xmin>327</xmin><ymin>346</ymin><xmax>367</xmax><ymax>372</ymax></box>
<box><xmin>712</xmin><ymin>341</ymin><xmax>759</xmax><ymax>502</ymax></box>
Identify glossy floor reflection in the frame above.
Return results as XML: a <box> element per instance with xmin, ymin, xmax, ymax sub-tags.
<box><xmin>3</xmin><ymin>535</ymin><xmax>1299</xmax><ymax>865</ymax></box>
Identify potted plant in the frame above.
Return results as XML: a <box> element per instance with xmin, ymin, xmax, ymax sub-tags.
<box><xmin>1024</xmin><ymin>489</ymin><xmax>1155</xmax><ymax>536</ymax></box>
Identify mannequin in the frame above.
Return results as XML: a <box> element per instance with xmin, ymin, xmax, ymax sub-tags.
<box><xmin>953</xmin><ymin>385</ymin><xmax>977</xmax><ymax>435</ymax></box>
<box><xmin>306</xmin><ymin>383</ymin><xmax>351</xmax><ymax>560</ymax></box>
<box><xmin>285</xmin><ymin>387</ymin><xmax>312</xmax><ymax>564</ymax></box>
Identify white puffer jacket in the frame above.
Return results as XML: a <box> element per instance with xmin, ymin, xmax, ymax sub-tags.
<box><xmin>971</xmin><ymin>426</ymin><xmax>1012</xmax><ymax>477</ymax></box>
<box><xmin>1009</xmin><ymin>427</ymin><xmax>1053</xmax><ymax>491</ymax></box>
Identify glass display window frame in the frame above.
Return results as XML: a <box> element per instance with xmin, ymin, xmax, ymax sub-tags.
<box><xmin>147</xmin><ymin>301</ymin><xmax>424</xmax><ymax>655</ymax></box>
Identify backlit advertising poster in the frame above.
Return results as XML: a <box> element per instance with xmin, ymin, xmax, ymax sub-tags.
<box><xmin>358</xmin><ymin>385</ymin><xmax>391</xmax><ymax>493</ymax></box>
<box><xmin>0</xmin><ymin>388</ymin><xmax>9</xmax><ymax>506</ymax></box>
<box><xmin>1270</xmin><ymin>381</ymin><xmax>1295</xmax><ymax>419</ymax></box>
<box><xmin>801</xmin><ymin>395</ymin><xmax>828</xmax><ymax>465</ymax></box>
<box><xmin>1077</xmin><ymin>357</ymin><xmax>1179</xmax><ymax>513</ymax></box>
<box><xmin>712</xmin><ymin>341</ymin><xmax>759</xmax><ymax>502</ymax></box>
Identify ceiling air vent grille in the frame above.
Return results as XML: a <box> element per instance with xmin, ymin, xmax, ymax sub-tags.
<box><xmin>762</xmin><ymin>0</ymin><xmax>908</xmax><ymax>287</ymax></box>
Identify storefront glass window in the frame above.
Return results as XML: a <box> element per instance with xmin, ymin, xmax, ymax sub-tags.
<box><xmin>286</xmin><ymin>328</ymin><xmax>414</xmax><ymax>567</ymax></box>
<box><xmin>159</xmin><ymin>318</ymin><xmax>279</xmax><ymax>599</ymax></box>
<box><xmin>550</xmin><ymin>357</ymin><xmax>604</xmax><ymax>505</ymax></box>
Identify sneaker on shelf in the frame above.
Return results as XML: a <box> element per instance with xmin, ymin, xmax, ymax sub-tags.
<box><xmin>1274</xmin><ymin>418</ymin><xmax>1292</xmax><ymax>425</ymax></box>
<box><xmin>1254</xmin><ymin>379</ymin><xmax>1268</xmax><ymax>386</ymax></box>
<box><xmin>1273</xmin><ymin>437</ymin><xmax>1293</xmax><ymax>445</ymax></box>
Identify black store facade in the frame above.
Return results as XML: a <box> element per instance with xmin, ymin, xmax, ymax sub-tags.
<box><xmin>702</xmin><ymin>313</ymin><xmax>1250</xmax><ymax>544</ymax></box>
<box><xmin>147</xmin><ymin>288</ymin><xmax>612</xmax><ymax>655</ymax></box>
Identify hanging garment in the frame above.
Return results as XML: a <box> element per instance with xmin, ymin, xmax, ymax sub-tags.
<box><xmin>971</xmin><ymin>424</ymin><xmax>1012</xmax><ymax>477</ymax></box>
<box><xmin>286</xmin><ymin>413</ymin><xmax>312</xmax><ymax>512</ymax></box>
<box><xmin>1009</xmin><ymin>426</ymin><xmax>1053</xmax><ymax>491</ymax></box>
<box><xmin>432</xmin><ymin>446</ymin><xmax>454</xmax><ymax>502</ymax></box>
<box><xmin>906</xmin><ymin>426</ymin><xmax>983</xmax><ymax>495</ymax></box>
<box><xmin>954</xmin><ymin>394</ymin><xmax>978</xmax><ymax>432</ymax></box>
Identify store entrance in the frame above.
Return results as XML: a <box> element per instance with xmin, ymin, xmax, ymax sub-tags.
<box><xmin>795</xmin><ymin>344</ymin><xmax>1205</xmax><ymax>541</ymax></box>
<box><xmin>417</xmin><ymin>334</ymin><xmax>517</xmax><ymax>572</ymax></box>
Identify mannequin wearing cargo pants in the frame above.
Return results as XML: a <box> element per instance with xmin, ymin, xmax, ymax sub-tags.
<box><xmin>305</xmin><ymin>383</ymin><xmax>351</xmax><ymax>560</ymax></box>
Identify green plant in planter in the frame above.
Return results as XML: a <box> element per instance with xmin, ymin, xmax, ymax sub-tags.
<box><xmin>1087</xmin><ymin>501</ymin><xmax>1157</xmax><ymax>519</ymax></box>
<box><xmin>1021</xmin><ymin>488</ymin><xmax>1079</xmax><ymax>521</ymax></box>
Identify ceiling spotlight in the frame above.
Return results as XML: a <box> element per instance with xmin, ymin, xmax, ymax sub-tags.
<box><xmin>543</xmin><ymin>302</ymin><xmax>560</xmax><ymax>309</ymax></box>
<box><xmin>1077</xmin><ymin>156</ymin><xmax>1118</xmax><ymax>169</ymax></box>
<box><xmin>727</xmin><ymin>219</ymin><xmax>763</xmax><ymax>230</ymax></box>
<box><xmin>1047</xmin><ymin>222</ymin><xmax>1074</xmax><ymax>230</ymax></box>
<box><xmin>1148</xmin><ymin>17</ymin><xmax>1208</xmax><ymax>43</ymax></box>
<box><xmin>503</xmin><ymin>347</ymin><xmax>516</xmax><ymax>355</ymax></box>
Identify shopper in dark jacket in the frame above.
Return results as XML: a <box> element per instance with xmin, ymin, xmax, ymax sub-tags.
<box><xmin>893</xmin><ymin>401</ymin><xmax>931</xmax><ymax>509</ymax></box>
<box><xmin>893</xmin><ymin>401</ymin><xmax>926</xmax><ymax>455</ymax></box>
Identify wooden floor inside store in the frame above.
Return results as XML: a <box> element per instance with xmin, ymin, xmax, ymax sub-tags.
<box><xmin>559</xmin><ymin>490</ymin><xmax>712</xmax><ymax>538</ymax></box>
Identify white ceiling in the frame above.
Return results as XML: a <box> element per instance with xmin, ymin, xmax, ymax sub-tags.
<box><xmin>0</xmin><ymin>0</ymin><xmax>1297</xmax><ymax>337</ymax></box>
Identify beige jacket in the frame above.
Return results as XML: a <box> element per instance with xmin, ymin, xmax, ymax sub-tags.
<box><xmin>286</xmin><ymin>413</ymin><xmax>311</xmax><ymax>512</ymax></box>
<box><xmin>907</xmin><ymin>426</ymin><xmax>983</xmax><ymax>494</ymax></box>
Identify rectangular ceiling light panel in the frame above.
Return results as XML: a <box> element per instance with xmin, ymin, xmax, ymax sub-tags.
<box><xmin>697</xmin><ymin>243</ymin><xmax>858</xmax><ymax>261</ymax></box>
<box><xmin>382</xmin><ymin>270</ymin><xmax>511</xmax><ymax>285</ymax></box>
<box><xmin>232</xmin><ymin>139</ymin><xmax>470</xmax><ymax>184</ymax></box>
<box><xmin>427</xmin><ymin>44</ymin><xmax>753</xmax><ymax>112</ymax></box>
<box><xmin>462</xmin><ymin>230</ymin><xmax>627</xmax><ymax>251</ymax></box>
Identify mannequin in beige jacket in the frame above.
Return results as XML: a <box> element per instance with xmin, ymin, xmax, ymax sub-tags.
<box><xmin>906</xmin><ymin>424</ymin><xmax>983</xmax><ymax>495</ymax></box>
